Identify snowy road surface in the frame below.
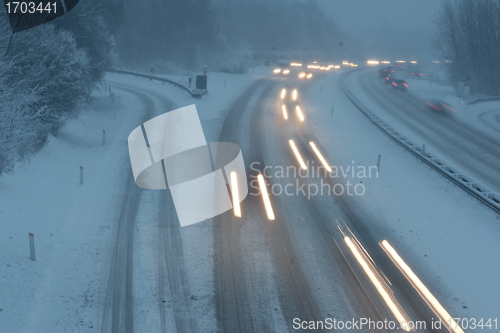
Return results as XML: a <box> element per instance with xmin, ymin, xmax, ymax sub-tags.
<box><xmin>348</xmin><ymin>68</ymin><xmax>500</xmax><ymax>195</ymax></box>
<box><xmin>210</xmin><ymin>76</ymin><xmax>447</xmax><ymax>332</ymax></box>
<box><xmin>99</xmin><ymin>71</ymin><xmax>491</xmax><ymax>333</ymax></box>
<box><xmin>2</xmin><ymin>68</ymin><xmax>499</xmax><ymax>333</ymax></box>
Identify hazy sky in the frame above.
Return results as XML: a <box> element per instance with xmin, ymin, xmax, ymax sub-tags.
<box><xmin>317</xmin><ymin>0</ymin><xmax>444</xmax><ymax>34</ymax></box>
<box><xmin>316</xmin><ymin>0</ymin><xmax>446</xmax><ymax>59</ymax></box>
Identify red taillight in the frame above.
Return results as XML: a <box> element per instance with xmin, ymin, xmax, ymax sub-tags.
<box><xmin>386</xmin><ymin>77</ymin><xmax>390</xmax><ymax>80</ymax></box>
<box><xmin>419</xmin><ymin>73</ymin><xmax>424</xmax><ymax>76</ymax></box>
<box><xmin>427</xmin><ymin>102</ymin><xmax>442</xmax><ymax>111</ymax></box>
<box><xmin>403</xmin><ymin>83</ymin><xmax>408</xmax><ymax>87</ymax></box>
<box><xmin>439</xmin><ymin>103</ymin><xmax>457</xmax><ymax>112</ymax></box>
<box><xmin>392</xmin><ymin>82</ymin><xmax>397</xmax><ymax>86</ymax></box>
<box><xmin>411</xmin><ymin>73</ymin><xmax>415</xmax><ymax>75</ymax></box>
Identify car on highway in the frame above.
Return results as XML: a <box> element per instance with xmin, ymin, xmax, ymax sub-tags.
<box><xmin>379</xmin><ymin>67</ymin><xmax>393</xmax><ymax>78</ymax></box>
<box><xmin>391</xmin><ymin>79</ymin><xmax>409</xmax><ymax>90</ymax></box>
<box><xmin>410</xmin><ymin>71</ymin><xmax>424</xmax><ymax>78</ymax></box>
<box><xmin>425</xmin><ymin>99</ymin><xmax>457</xmax><ymax>112</ymax></box>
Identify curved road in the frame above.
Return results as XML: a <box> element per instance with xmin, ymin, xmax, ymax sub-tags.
<box><xmin>351</xmin><ymin>69</ymin><xmax>500</xmax><ymax>194</ymax></box>
<box><xmin>98</xmin><ymin>72</ymin><xmax>465</xmax><ymax>333</ymax></box>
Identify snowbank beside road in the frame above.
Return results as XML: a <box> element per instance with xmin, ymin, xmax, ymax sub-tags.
<box><xmin>0</xmin><ymin>88</ymin><xmax>143</xmax><ymax>332</ymax></box>
<box><xmin>0</xmin><ymin>67</ymin><xmax>266</xmax><ymax>332</ymax></box>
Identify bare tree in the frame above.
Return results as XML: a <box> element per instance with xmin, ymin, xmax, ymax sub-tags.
<box><xmin>434</xmin><ymin>0</ymin><xmax>500</xmax><ymax>96</ymax></box>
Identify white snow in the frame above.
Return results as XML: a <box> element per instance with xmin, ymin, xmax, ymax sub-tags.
<box><xmin>0</xmin><ymin>67</ymin><xmax>267</xmax><ymax>332</ymax></box>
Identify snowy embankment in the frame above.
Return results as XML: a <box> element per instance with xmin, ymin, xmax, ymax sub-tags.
<box><xmin>0</xmin><ymin>67</ymin><xmax>267</xmax><ymax>332</ymax></box>
<box><xmin>303</xmin><ymin>69</ymin><xmax>500</xmax><ymax>327</ymax></box>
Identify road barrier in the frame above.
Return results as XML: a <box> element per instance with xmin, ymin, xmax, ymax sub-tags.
<box><xmin>341</xmin><ymin>68</ymin><xmax>500</xmax><ymax>214</ymax></box>
<box><xmin>109</xmin><ymin>69</ymin><xmax>207</xmax><ymax>98</ymax></box>
<box><xmin>466</xmin><ymin>97</ymin><xmax>500</xmax><ymax>105</ymax></box>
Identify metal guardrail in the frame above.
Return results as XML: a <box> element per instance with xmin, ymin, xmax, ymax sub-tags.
<box><xmin>340</xmin><ymin>68</ymin><xmax>500</xmax><ymax>214</ymax></box>
<box><xmin>466</xmin><ymin>97</ymin><xmax>500</xmax><ymax>105</ymax></box>
<box><xmin>109</xmin><ymin>69</ymin><xmax>207</xmax><ymax>98</ymax></box>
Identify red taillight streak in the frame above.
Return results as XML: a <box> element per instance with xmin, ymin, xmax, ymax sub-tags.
<box><xmin>427</xmin><ymin>102</ymin><xmax>442</xmax><ymax>111</ymax></box>
<box><xmin>439</xmin><ymin>103</ymin><xmax>457</xmax><ymax>112</ymax></box>
<box><xmin>392</xmin><ymin>82</ymin><xmax>397</xmax><ymax>86</ymax></box>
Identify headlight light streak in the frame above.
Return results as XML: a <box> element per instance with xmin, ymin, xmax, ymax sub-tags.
<box><xmin>309</xmin><ymin>142</ymin><xmax>332</xmax><ymax>172</ymax></box>
<box><xmin>282</xmin><ymin>105</ymin><xmax>288</xmax><ymax>120</ymax></box>
<box><xmin>381</xmin><ymin>240</ymin><xmax>464</xmax><ymax>333</ymax></box>
<box><xmin>281</xmin><ymin>89</ymin><xmax>286</xmax><ymax>100</ymax></box>
<box><xmin>257</xmin><ymin>174</ymin><xmax>275</xmax><ymax>220</ymax></box>
<box><xmin>345</xmin><ymin>236</ymin><xmax>411</xmax><ymax>331</ymax></box>
<box><xmin>295</xmin><ymin>105</ymin><xmax>305</xmax><ymax>122</ymax></box>
<box><xmin>289</xmin><ymin>140</ymin><xmax>307</xmax><ymax>170</ymax></box>
<box><xmin>230</xmin><ymin>171</ymin><xmax>241</xmax><ymax>217</ymax></box>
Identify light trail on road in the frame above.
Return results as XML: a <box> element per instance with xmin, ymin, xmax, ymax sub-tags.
<box><xmin>381</xmin><ymin>240</ymin><xmax>464</xmax><ymax>333</ymax></box>
<box><xmin>258</xmin><ymin>174</ymin><xmax>275</xmax><ymax>220</ymax></box>
<box><xmin>295</xmin><ymin>106</ymin><xmax>305</xmax><ymax>122</ymax></box>
<box><xmin>282</xmin><ymin>104</ymin><xmax>288</xmax><ymax>120</ymax></box>
<box><xmin>309</xmin><ymin>142</ymin><xmax>331</xmax><ymax>172</ymax></box>
<box><xmin>289</xmin><ymin>140</ymin><xmax>307</xmax><ymax>169</ymax></box>
<box><xmin>345</xmin><ymin>236</ymin><xmax>411</xmax><ymax>331</ymax></box>
<box><xmin>231</xmin><ymin>171</ymin><xmax>241</xmax><ymax>217</ymax></box>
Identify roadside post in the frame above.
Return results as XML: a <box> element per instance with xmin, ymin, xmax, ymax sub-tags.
<box><xmin>377</xmin><ymin>154</ymin><xmax>381</xmax><ymax>171</ymax></box>
<box><xmin>80</xmin><ymin>166</ymin><xmax>84</xmax><ymax>185</ymax></box>
<box><xmin>102</xmin><ymin>130</ymin><xmax>106</xmax><ymax>145</ymax></box>
<box><xmin>29</xmin><ymin>233</ymin><xmax>35</xmax><ymax>261</ymax></box>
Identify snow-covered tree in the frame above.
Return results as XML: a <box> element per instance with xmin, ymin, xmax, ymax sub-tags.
<box><xmin>0</xmin><ymin>20</ymin><xmax>90</xmax><ymax>176</ymax></box>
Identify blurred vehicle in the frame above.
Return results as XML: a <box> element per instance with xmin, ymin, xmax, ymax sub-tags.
<box><xmin>425</xmin><ymin>99</ymin><xmax>457</xmax><ymax>112</ymax></box>
<box><xmin>274</xmin><ymin>60</ymin><xmax>291</xmax><ymax>75</ymax></box>
<box><xmin>379</xmin><ymin>66</ymin><xmax>394</xmax><ymax>78</ymax></box>
<box><xmin>380</xmin><ymin>68</ymin><xmax>390</xmax><ymax>78</ymax></box>
<box><xmin>298</xmin><ymin>72</ymin><xmax>313</xmax><ymax>79</ymax></box>
<box><xmin>391</xmin><ymin>79</ymin><xmax>408</xmax><ymax>90</ymax></box>
<box><xmin>410</xmin><ymin>71</ymin><xmax>424</xmax><ymax>78</ymax></box>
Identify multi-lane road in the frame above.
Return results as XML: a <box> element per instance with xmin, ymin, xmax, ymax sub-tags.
<box><xmin>100</xmin><ymin>67</ymin><xmax>491</xmax><ymax>332</ymax></box>
<box><xmin>353</xmin><ymin>69</ymin><xmax>500</xmax><ymax>194</ymax></box>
